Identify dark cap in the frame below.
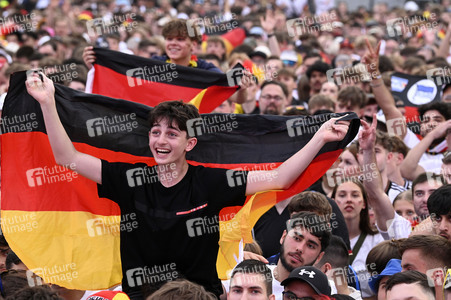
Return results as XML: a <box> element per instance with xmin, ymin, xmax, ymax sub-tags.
<box><xmin>280</xmin><ymin>266</ymin><xmax>331</xmax><ymax>296</ymax></box>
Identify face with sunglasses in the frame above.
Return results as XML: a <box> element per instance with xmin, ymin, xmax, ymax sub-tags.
<box><xmin>282</xmin><ymin>282</ymin><xmax>324</xmax><ymax>300</ymax></box>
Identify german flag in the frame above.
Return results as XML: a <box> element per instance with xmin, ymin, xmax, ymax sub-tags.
<box><xmin>89</xmin><ymin>48</ymin><xmax>240</xmax><ymax>113</ymax></box>
<box><xmin>1</xmin><ymin>71</ymin><xmax>360</xmax><ymax>290</ymax></box>
<box><xmin>201</xmin><ymin>27</ymin><xmax>247</xmax><ymax>55</ymax></box>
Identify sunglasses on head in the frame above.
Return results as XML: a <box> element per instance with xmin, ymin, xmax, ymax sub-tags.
<box><xmin>282</xmin><ymin>60</ymin><xmax>296</xmax><ymax>67</ymax></box>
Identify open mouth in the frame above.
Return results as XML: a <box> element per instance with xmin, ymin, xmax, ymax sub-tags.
<box><xmin>156</xmin><ymin>148</ymin><xmax>171</xmax><ymax>155</ymax></box>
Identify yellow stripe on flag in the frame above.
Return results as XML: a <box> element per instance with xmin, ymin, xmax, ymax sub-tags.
<box><xmin>1</xmin><ymin>210</ymin><xmax>122</xmax><ymax>289</ymax></box>
<box><xmin>188</xmin><ymin>88</ymin><xmax>208</xmax><ymax>110</ymax></box>
<box><xmin>217</xmin><ymin>191</ymin><xmax>279</xmax><ymax>279</ymax></box>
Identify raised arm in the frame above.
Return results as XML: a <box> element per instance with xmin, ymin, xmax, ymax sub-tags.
<box><xmin>438</xmin><ymin>22</ymin><xmax>451</xmax><ymax>59</ymax></box>
<box><xmin>260</xmin><ymin>9</ymin><xmax>281</xmax><ymax>58</ymax></box>
<box><xmin>26</xmin><ymin>72</ymin><xmax>102</xmax><ymax>184</ymax></box>
<box><xmin>359</xmin><ymin>116</ymin><xmax>394</xmax><ymax>231</ymax></box>
<box><xmin>361</xmin><ymin>40</ymin><xmax>407</xmax><ymax>139</ymax></box>
<box><xmin>245</xmin><ymin>117</ymin><xmax>350</xmax><ymax>195</ymax></box>
<box><xmin>400</xmin><ymin>120</ymin><xmax>451</xmax><ymax>180</ymax></box>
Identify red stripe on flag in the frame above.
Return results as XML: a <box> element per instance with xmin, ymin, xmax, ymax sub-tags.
<box><xmin>92</xmin><ymin>65</ymin><xmax>202</xmax><ymax>106</ymax></box>
<box><xmin>217</xmin><ymin>149</ymin><xmax>342</xmax><ymax>221</ymax></box>
<box><xmin>91</xmin><ymin>65</ymin><xmax>237</xmax><ymax>113</ymax></box>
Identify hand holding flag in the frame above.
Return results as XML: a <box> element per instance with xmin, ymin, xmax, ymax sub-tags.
<box><xmin>25</xmin><ymin>71</ymin><xmax>55</xmax><ymax>105</ymax></box>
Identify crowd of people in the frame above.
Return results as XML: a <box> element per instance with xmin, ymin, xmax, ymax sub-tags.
<box><xmin>0</xmin><ymin>0</ymin><xmax>451</xmax><ymax>299</ymax></box>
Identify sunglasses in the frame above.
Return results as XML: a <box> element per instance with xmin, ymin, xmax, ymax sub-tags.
<box><xmin>282</xmin><ymin>60</ymin><xmax>297</xmax><ymax>67</ymax></box>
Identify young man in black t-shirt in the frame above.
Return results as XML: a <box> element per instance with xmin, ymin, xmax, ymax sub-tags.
<box><xmin>26</xmin><ymin>74</ymin><xmax>350</xmax><ymax>299</ymax></box>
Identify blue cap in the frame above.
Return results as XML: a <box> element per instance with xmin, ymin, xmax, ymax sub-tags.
<box><xmin>368</xmin><ymin>259</ymin><xmax>402</xmax><ymax>293</ymax></box>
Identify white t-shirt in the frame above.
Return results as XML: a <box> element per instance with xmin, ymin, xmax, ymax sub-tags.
<box><xmin>350</xmin><ymin>213</ymin><xmax>411</xmax><ymax>298</ymax></box>
<box><xmin>403</xmin><ymin>129</ymin><xmax>445</xmax><ymax>174</ymax></box>
<box><xmin>268</xmin><ymin>265</ymin><xmax>284</xmax><ymax>300</ymax></box>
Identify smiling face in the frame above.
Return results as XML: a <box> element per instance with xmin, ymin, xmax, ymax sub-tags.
<box><xmin>165</xmin><ymin>35</ymin><xmax>196</xmax><ymax>64</ymax></box>
<box><xmin>148</xmin><ymin>118</ymin><xmax>197</xmax><ymax>166</ymax></box>
<box><xmin>333</xmin><ymin>181</ymin><xmax>365</xmax><ymax>222</ymax></box>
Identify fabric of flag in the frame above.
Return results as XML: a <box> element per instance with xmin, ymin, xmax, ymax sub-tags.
<box><xmin>201</xmin><ymin>27</ymin><xmax>247</xmax><ymax>55</ymax></box>
<box><xmin>89</xmin><ymin>47</ymin><xmax>240</xmax><ymax>113</ymax></box>
<box><xmin>390</xmin><ymin>71</ymin><xmax>442</xmax><ymax>122</ymax></box>
<box><xmin>1</xmin><ymin>71</ymin><xmax>360</xmax><ymax>290</ymax></box>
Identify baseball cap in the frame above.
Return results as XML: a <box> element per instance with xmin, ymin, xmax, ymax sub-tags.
<box><xmin>280</xmin><ymin>266</ymin><xmax>331</xmax><ymax>296</ymax></box>
<box><xmin>368</xmin><ymin>259</ymin><xmax>402</xmax><ymax>293</ymax></box>
<box><xmin>249</xmin><ymin>27</ymin><xmax>265</xmax><ymax>37</ymax></box>
<box><xmin>249</xmin><ymin>45</ymin><xmax>271</xmax><ymax>60</ymax></box>
<box><xmin>86</xmin><ymin>291</ymin><xmax>130</xmax><ymax>300</ymax></box>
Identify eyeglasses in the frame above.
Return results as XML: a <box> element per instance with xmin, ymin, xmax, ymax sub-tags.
<box><xmin>282</xmin><ymin>60</ymin><xmax>297</xmax><ymax>67</ymax></box>
<box><xmin>282</xmin><ymin>291</ymin><xmax>315</xmax><ymax>300</ymax></box>
<box><xmin>260</xmin><ymin>94</ymin><xmax>284</xmax><ymax>102</ymax></box>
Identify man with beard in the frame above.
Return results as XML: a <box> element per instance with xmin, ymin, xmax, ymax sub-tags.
<box><xmin>268</xmin><ymin>211</ymin><xmax>331</xmax><ymax>297</ymax></box>
<box><xmin>400</xmin><ymin>102</ymin><xmax>451</xmax><ymax>180</ymax></box>
<box><xmin>306</xmin><ymin>61</ymin><xmax>330</xmax><ymax>100</ymax></box>
<box><xmin>258</xmin><ymin>81</ymin><xmax>288</xmax><ymax>116</ymax></box>
<box><xmin>427</xmin><ymin>185</ymin><xmax>451</xmax><ymax>241</ymax></box>
<box><xmin>411</xmin><ymin>173</ymin><xmax>445</xmax><ymax>220</ymax></box>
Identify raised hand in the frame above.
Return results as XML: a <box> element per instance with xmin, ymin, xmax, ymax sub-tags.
<box><xmin>360</xmin><ymin>39</ymin><xmax>381</xmax><ymax>78</ymax></box>
<box><xmin>359</xmin><ymin>115</ymin><xmax>378</xmax><ymax>150</ymax></box>
<box><xmin>317</xmin><ymin>115</ymin><xmax>350</xmax><ymax>143</ymax></box>
<box><xmin>429</xmin><ymin>119</ymin><xmax>451</xmax><ymax>140</ymax></box>
<box><xmin>260</xmin><ymin>9</ymin><xmax>277</xmax><ymax>35</ymax></box>
<box><xmin>26</xmin><ymin>71</ymin><xmax>55</xmax><ymax>106</ymax></box>
<box><xmin>82</xmin><ymin>46</ymin><xmax>96</xmax><ymax>70</ymax></box>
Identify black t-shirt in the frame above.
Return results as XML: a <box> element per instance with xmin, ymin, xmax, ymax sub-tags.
<box><xmin>97</xmin><ymin>161</ymin><xmax>247</xmax><ymax>297</ymax></box>
<box><xmin>254</xmin><ymin>195</ymin><xmax>351</xmax><ymax>257</ymax></box>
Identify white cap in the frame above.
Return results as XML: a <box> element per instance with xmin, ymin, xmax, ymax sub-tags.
<box><xmin>404</xmin><ymin>1</ymin><xmax>419</xmax><ymax>11</ymax></box>
<box><xmin>253</xmin><ymin>45</ymin><xmax>271</xmax><ymax>58</ymax></box>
